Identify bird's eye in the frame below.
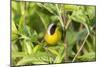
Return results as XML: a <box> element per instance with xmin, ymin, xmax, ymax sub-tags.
<box><xmin>50</xmin><ymin>24</ymin><xmax>57</xmax><ymax>35</ymax></box>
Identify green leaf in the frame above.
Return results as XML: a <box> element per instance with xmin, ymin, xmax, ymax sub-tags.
<box><xmin>85</xmin><ymin>6</ymin><xmax>96</xmax><ymax>20</ymax></box>
<box><xmin>12</xmin><ymin>21</ymin><xmax>18</xmax><ymax>40</ymax></box>
<box><xmin>12</xmin><ymin>21</ymin><xmax>17</xmax><ymax>34</ymax></box>
<box><xmin>22</xmin><ymin>40</ymin><xmax>33</xmax><ymax>55</ymax></box>
<box><xmin>12</xmin><ymin>52</ymin><xmax>26</xmax><ymax>59</ymax></box>
<box><xmin>71</xmin><ymin>10</ymin><xmax>86</xmax><ymax>23</ymax></box>
<box><xmin>37</xmin><ymin>3</ymin><xmax>56</xmax><ymax>14</ymax></box>
<box><xmin>77</xmin><ymin>52</ymin><xmax>96</xmax><ymax>61</ymax></box>
<box><xmin>33</xmin><ymin>45</ymin><xmax>41</xmax><ymax>53</ymax></box>
<box><xmin>54</xmin><ymin>55</ymin><xmax>62</xmax><ymax>63</ymax></box>
<box><xmin>64</xmin><ymin>5</ymin><xmax>79</xmax><ymax>11</ymax></box>
<box><xmin>16</xmin><ymin>55</ymin><xmax>38</xmax><ymax>65</ymax></box>
<box><xmin>86</xmin><ymin>40</ymin><xmax>93</xmax><ymax>52</ymax></box>
<box><xmin>48</xmin><ymin>47</ymin><xmax>59</xmax><ymax>56</ymax></box>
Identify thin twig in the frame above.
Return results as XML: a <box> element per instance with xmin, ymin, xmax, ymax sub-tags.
<box><xmin>72</xmin><ymin>32</ymin><xmax>89</xmax><ymax>62</ymax></box>
<box><xmin>72</xmin><ymin>23</ymin><xmax>95</xmax><ymax>62</ymax></box>
<box><xmin>65</xmin><ymin>19</ymin><xmax>71</xmax><ymax>29</ymax></box>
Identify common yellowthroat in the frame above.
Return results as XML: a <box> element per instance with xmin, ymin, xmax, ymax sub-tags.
<box><xmin>44</xmin><ymin>23</ymin><xmax>62</xmax><ymax>45</ymax></box>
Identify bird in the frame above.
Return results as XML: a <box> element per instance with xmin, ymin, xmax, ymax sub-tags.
<box><xmin>44</xmin><ymin>23</ymin><xmax>62</xmax><ymax>45</ymax></box>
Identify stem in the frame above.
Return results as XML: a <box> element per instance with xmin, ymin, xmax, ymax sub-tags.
<box><xmin>56</xmin><ymin>4</ymin><xmax>64</xmax><ymax>30</ymax></box>
<box><xmin>64</xmin><ymin>19</ymin><xmax>72</xmax><ymax>62</ymax></box>
<box><xmin>56</xmin><ymin>4</ymin><xmax>73</xmax><ymax>62</ymax></box>
<box><xmin>63</xmin><ymin>34</ymin><xmax>67</xmax><ymax>62</ymax></box>
<box><xmin>56</xmin><ymin>4</ymin><xmax>67</xmax><ymax>62</ymax></box>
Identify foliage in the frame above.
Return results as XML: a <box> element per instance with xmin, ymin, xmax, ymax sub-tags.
<box><xmin>11</xmin><ymin>1</ymin><xmax>96</xmax><ymax>66</ymax></box>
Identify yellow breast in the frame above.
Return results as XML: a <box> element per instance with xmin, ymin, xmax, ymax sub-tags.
<box><xmin>44</xmin><ymin>29</ymin><xmax>62</xmax><ymax>45</ymax></box>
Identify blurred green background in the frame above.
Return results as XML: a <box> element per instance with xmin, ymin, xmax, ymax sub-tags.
<box><xmin>12</xmin><ymin>1</ymin><xmax>96</xmax><ymax>66</ymax></box>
